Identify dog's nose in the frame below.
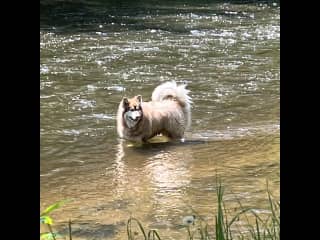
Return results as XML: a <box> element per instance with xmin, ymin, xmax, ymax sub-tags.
<box><xmin>130</xmin><ymin>111</ymin><xmax>140</xmax><ymax>120</ymax></box>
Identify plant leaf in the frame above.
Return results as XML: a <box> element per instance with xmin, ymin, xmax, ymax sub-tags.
<box><xmin>40</xmin><ymin>232</ymin><xmax>53</xmax><ymax>240</ymax></box>
<box><xmin>40</xmin><ymin>199</ymin><xmax>71</xmax><ymax>216</ymax></box>
<box><xmin>40</xmin><ymin>215</ymin><xmax>53</xmax><ymax>225</ymax></box>
<box><xmin>40</xmin><ymin>232</ymin><xmax>64</xmax><ymax>240</ymax></box>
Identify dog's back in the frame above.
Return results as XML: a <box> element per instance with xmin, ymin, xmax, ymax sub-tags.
<box><xmin>151</xmin><ymin>81</ymin><xmax>192</xmax><ymax>129</ymax></box>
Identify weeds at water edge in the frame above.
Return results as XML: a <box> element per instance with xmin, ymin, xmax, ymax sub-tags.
<box><xmin>125</xmin><ymin>182</ymin><xmax>279</xmax><ymax>240</ymax></box>
<box><xmin>40</xmin><ymin>181</ymin><xmax>279</xmax><ymax>240</ymax></box>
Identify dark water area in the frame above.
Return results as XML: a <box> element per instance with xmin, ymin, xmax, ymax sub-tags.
<box><xmin>41</xmin><ymin>0</ymin><xmax>279</xmax><ymax>239</ymax></box>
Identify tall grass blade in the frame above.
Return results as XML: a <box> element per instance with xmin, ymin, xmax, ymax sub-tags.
<box><xmin>147</xmin><ymin>229</ymin><xmax>161</xmax><ymax>240</ymax></box>
<box><xmin>127</xmin><ymin>217</ymin><xmax>147</xmax><ymax>240</ymax></box>
<box><xmin>47</xmin><ymin>224</ymin><xmax>56</xmax><ymax>240</ymax></box>
<box><xmin>68</xmin><ymin>219</ymin><xmax>72</xmax><ymax>240</ymax></box>
<box><xmin>227</xmin><ymin>208</ymin><xmax>251</xmax><ymax>228</ymax></box>
<box><xmin>255</xmin><ymin>217</ymin><xmax>261</xmax><ymax>240</ymax></box>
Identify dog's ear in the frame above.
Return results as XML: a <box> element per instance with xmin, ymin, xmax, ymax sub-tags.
<box><xmin>136</xmin><ymin>95</ymin><xmax>142</xmax><ymax>104</ymax></box>
<box><xmin>122</xmin><ymin>97</ymin><xmax>129</xmax><ymax>108</ymax></box>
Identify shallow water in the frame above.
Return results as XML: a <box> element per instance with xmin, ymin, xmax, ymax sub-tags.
<box><xmin>40</xmin><ymin>1</ymin><xmax>279</xmax><ymax>239</ymax></box>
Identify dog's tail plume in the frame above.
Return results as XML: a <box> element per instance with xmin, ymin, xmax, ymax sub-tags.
<box><xmin>151</xmin><ymin>81</ymin><xmax>192</xmax><ymax>128</ymax></box>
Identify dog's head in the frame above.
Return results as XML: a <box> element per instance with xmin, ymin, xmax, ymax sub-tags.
<box><xmin>122</xmin><ymin>95</ymin><xmax>143</xmax><ymax>129</ymax></box>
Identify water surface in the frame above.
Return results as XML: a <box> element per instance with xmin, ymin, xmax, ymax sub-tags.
<box><xmin>40</xmin><ymin>1</ymin><xmax>279</xmax><ymax>239</ymax></box>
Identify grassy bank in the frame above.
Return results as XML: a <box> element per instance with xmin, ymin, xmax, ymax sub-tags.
<box><xmin>40</xmin><ymin>182</ymin><xmax>279</xmax><ymax>240</ymax></box>
<box><xmin>126</xmin><ymin>182</ymin><xmax>279</xmax><ymax>240</ymax></box>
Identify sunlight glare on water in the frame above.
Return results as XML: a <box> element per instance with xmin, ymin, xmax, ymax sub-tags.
<box><xmin>40</xmin><ymin>1</ymin><xmax>279</xmax><ymax>239</ymax></box>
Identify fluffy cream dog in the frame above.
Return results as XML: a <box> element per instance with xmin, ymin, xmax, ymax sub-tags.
<box><xmin>116</xmin><ymin>81</ymin><xmax>192</xmax><ymax>142</ymax></box>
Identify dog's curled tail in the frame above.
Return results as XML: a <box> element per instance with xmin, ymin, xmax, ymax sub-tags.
<box><xmin>151</xmin><ymin>81</ymin><xmax>192</xmax><ymax>128</ymax></box>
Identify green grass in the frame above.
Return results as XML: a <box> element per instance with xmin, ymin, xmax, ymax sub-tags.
<box><xmin>40</xmin><ymin>181</ymin><xmax>279</xmax><ymax>240</ymax></box>
<box><xmin>127</xmin><ymin>217</ymin><xmax>161</xmax><ymax>240</ymax></box>
<box><xmin>40</xmin><ymin>199</ymin><xmax>72</xmax><ymax>240</ymax></box>
<box><xmin>125</xmin><ymin>181</ymin><xmax>279</xmax><ymax>240</ymax></box>
<box><xmin>247</xmin><ymin>187</ymin><xmax>280</xmax><ymax>240</ymax></box>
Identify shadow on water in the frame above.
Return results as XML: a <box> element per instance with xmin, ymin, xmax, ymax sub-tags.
<box><xmin>117</xmin><ymin>136</ymin><xmax>208</xmax><ymax>154</ymax></box>
<box><xmin>57</xmin><ymin>221</ymin><xmax>120</xmax><ymax>239</ymax></box>
<box><xmin>143</xmin><ymin>139</ymin><xmax>208</xmax><ymax>148</ymax></box>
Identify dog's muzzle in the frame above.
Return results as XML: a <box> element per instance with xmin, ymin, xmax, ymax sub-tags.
<box><xmin>128</xmin><ymin>111</ymin><xmax>141</xmax><ymax>121</ymax></box>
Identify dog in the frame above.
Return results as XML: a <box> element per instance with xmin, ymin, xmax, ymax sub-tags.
<box><xmin>116</xmin><ymin>81</ymin><xmax>192</xmax><ymax>142</ymax></box>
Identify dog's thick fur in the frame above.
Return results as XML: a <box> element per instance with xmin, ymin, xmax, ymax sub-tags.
<box><xmin>116</xmin><ymin>81</ymin><xmax>192</xmax><ymax>142</ymax></box>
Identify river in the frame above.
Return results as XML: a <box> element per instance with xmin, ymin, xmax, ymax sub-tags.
<box><xmin>40</xmin><ymin>1</ymin><xmax>279</xmax><ymax>239</ymax></box>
